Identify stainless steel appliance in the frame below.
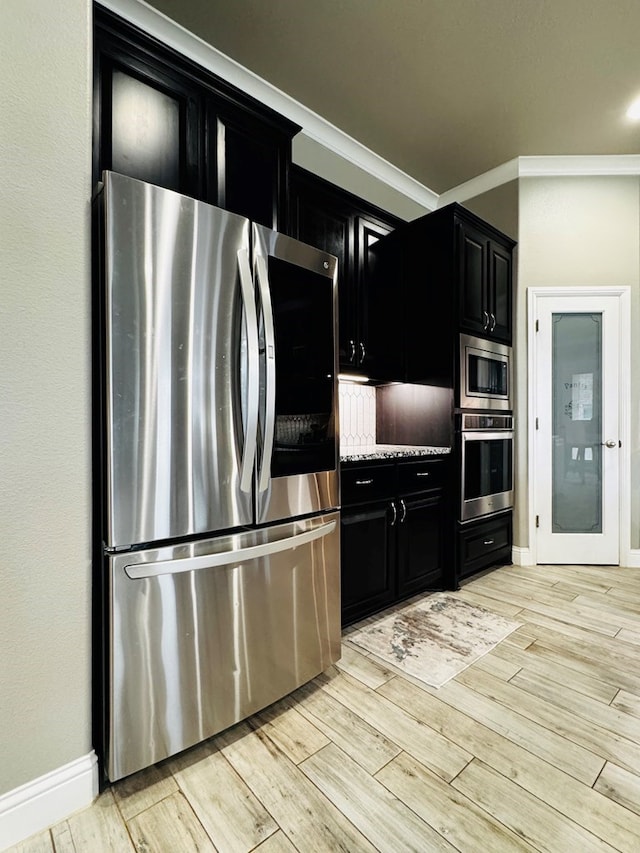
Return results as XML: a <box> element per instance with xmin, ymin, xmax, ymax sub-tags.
<box><xmin>459</xmin><ymin>413</ymin><xmax>514</xmax><ymax>521</ymax></box>
<box><xmin>98</xmin><ymin>171</ymin><xmax>340</xmax><ymax>781</ymax></box>
<box><xmin>459</xmin><ymin>333</ymin><xmax>511</xmax><ymax>411</ymax></box>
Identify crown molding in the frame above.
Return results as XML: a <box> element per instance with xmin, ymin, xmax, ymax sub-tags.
<box><xmin>96</xmin><ymin>0</ymin><xmax>439</xmax><ymax>211</ymax></box>
<box><xmin>437</xmin><ymin>159</ymin><xmax>519</xmax><ymax>207</ymax></box>
<box><xmin>438</xmin><ymin>155</ymin><xmax>640</xmax><ymax>205</ymax></box>
<box><xmin>518</xmin><ymin>154</ymin><xmax>640</xmax><ymax>176</ymax></box>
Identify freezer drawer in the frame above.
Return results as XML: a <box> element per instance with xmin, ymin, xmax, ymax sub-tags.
<box><xmin>107</xmin><ymin>512</ymin><xmax>340</xmax><ymax>781</ymax></box>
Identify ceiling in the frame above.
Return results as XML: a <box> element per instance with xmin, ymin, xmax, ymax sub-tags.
<box><xmin>145</xmin><ymin>0</ymin><xmax>640</xmax><ymax>195</ymax></box>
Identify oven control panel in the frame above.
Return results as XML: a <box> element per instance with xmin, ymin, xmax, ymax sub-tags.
<box><xmin>459</xmin><ymin>413</ymin><xmax>513</xmax><ymax>431</ymax></box>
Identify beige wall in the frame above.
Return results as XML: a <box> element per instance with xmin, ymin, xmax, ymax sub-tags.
<box><xmin>460</xmin><ymin>180</ymin><xmax>519</xmax><ymax>241</ymax></box>
<box><xmin>0</xmin><ymin>0</ymin><xmax>93</xmax><ymax>794</ymax></box>
<box><xmin>516</xmin><ymin>176</ymin><xmax>640</xmax><ymax>550</ymax></box>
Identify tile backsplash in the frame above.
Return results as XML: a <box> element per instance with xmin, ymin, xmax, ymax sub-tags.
<box><xmin>339</xmin><ymin>381</ymin><xmax>376</xmax><ymax>447</ymax></box>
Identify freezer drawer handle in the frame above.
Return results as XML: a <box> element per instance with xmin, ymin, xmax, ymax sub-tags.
<box><xmin>124</xmin><ymin>520</ymin><xmax>337</xmax><ymax>579</ymax></box>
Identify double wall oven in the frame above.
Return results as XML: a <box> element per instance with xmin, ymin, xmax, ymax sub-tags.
<box><xmin>457</xmin><ymin>334</ymin><xmax>514</xmax><ymax>530</ymax></box>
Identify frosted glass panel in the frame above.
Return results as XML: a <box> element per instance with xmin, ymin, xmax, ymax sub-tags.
<box><xmin>552</xmin><ymin>314</ymin><xmax>602</xmax><ymax>533</ymax></box>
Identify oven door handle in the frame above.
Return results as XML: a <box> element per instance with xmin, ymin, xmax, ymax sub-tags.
<box><xmin>462</xmin><ymin>430</ymin><xmax>514</xmax><ymax>441</ymax></box>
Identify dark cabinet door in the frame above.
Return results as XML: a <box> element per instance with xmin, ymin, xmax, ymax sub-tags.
<box><xmin>356</xmin><ymin>215</ymin><xmax>398</xmax><ymax>376</ymax></box>
<box><xmin>341</xmin><ymin>502</ymin><xmax>395</xmax><ymax>626</ymax></box>
<box><xmin>289</xmin><ymin>167</ymin><xmax>403</xmax><ymax>377</ymax></box>
<box><xmin>488</xmin><ymin>239</ymin><xmax>513</xmax><ymax>344</ymax></box>
<box><xmin>458</xmin><ymin>221</ymin><xmax>489</xmax><ymax>337</ymax></box>
<box><xmin>457</xmin><ymin>216</ymin><xmax>514</xmax><ymax>345</ymax></box>
<box><xmin>396</xmin><ymin>493</ymin><xmax>444</xmax><ymax>597</ymax></box>
<box><xmin>290</xmin><ymin>173</ymin><xmax>355</xmax><ymax>368</ymax></box>
<box><xmin>210</xmin><ymin>108</ymin><xmax>291</xmax><ymax>230</ymax></box>
<box><xmin>95</xmin><ymin>48</ymin><xmax>203</xmax><ymax>197</ymax></box>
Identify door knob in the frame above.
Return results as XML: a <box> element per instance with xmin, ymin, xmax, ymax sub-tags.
<box><xmin>602</xmin><ymin>439</ymin><xmax>617</xmax><ymax>448</ymax></box>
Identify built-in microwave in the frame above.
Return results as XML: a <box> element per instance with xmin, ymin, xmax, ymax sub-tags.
<box><xmin>459</xmin><ymin>333</ymin><xmax>511</xmax><ymax>411</ymax></box>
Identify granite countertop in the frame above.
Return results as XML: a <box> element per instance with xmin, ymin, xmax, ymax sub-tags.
<box><xmin>340</xmin><ymin>444</ymin><xmax>451</xmax><ymax>463</ymax></box>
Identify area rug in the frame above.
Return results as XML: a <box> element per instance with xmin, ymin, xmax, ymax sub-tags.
<box><xmin>347</xmin><ymin>593</ymin><xmax>522</xmax><ymax>688</ymax></box>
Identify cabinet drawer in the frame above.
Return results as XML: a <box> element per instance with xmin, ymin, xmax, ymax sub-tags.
<box><xmin>397</xmin><ymin>458</ymin><xmax>447</xmax><ymax>494</ymax></box>
<box><xmin>341</xmin><ymin>464</ymin><xmax>396</xmax><ymax>506</ymax></box>
<box><xmin>458</xmin><ymin>512</ymin><xmax>512</xmax><ymax>578</ymax></box>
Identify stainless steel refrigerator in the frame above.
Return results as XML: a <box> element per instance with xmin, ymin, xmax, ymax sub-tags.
<box><xmin>98</xmin><ymin>171</ymin><xmax>341</xmax><ymax>782</ymax></box>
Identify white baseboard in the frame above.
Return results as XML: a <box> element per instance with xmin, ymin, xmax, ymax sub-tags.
<box><xmin>621</xmin><ymin>550</ymin><xmax>640</xmax><ymax>569</ymax></box>
<box><xmin>512</xmin><ymin>546</ymin><xmax>535</xmax><ymax>566</ymax></box>
<box><xmin>512</xmin><ymin>546</ymin><xmax>640</xmax><ymax>568</ymax></box>
<box><xmin>0</xmin><ymin>752</ymin><xmax>98</xmax><ymax>851</ymax></box>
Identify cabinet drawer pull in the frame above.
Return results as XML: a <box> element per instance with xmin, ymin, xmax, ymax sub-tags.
<box><xmin>359</xmin><ymin>341</ymin><xmax>366</xmax><ymax>362</ymax></box>
<box><xmin>349</xmin><ymin>339</ymin><xmax>356</xmax><ymax>363</ymax></box>
<box><xmin>483</xmin><ymin>539</ymin><xmax>495</xmax><ymax>546</ymax></box>
<box><xmin>490</xmin><ymin>312</ymin><xmax>496</xmax><ymax>332</ymax></box>
<box><xmin>483</xmin><ymin>310</ymin><xmax>490</xmax><ymax>331</ymax></box>
<box><xmin>355</xmin><ymin>478</ymin><xmax>374</xmax><ymax>486</ymax></box>
<box><xmin>416</xmin><ymin>472</ymin><xmax>430</xmax><ymax>477</ymax></box>
<box><xmin>390</xmin><ymin>501</ymin><xmax>397</xmax><ymax>526</ymax></box>
<box><xmin>400</xmin><ymin>499</ymin><xmax>407</xmax><ymax>524</ymax></box>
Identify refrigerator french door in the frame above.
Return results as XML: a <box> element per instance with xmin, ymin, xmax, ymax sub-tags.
<box><xmin>99</xmin><ymin>171</ymin><xmax>340</xmax><ymax>781</ymax></box>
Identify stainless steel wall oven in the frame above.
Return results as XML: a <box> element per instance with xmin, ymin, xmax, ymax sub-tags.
<box><xmin>459</xmin><ymin>413</ymin><xmax>514</xmax><ymax>522</ymax></box>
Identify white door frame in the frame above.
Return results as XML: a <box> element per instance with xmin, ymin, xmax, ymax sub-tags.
<box><xmin>527</xmin><ymin>286</ymin><xmax>631</xmax><ymax>566</ymax></box>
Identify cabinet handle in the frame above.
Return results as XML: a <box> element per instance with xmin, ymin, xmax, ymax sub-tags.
<box><xmin>483</xmin><ymin>539</ymin><xmax>495</xmax><ymax>546</ymax></box>
<box><xmin>490</xmin><ymin>312</ymin><xmax>496</xmax><ymax>332</ymax></box>
<box><xmin>349</xmin><ymin>339</ymin><xmax>356</xmax><ymax>364</ymax></box>
<box><xmin>390</xmin><ymin>502</ymin><xmax>397</xmax><ymax>526</ymax></box>
<box><xmin>416</xmin><ymin>472</ymin><xmax>430</xmax><ymax>478</ymax></box>
<box><xmin>400</xmin><ymin>499</ymin><xmax>407</xmax><ymax>523</ymax></box>
<box><xmin>355</xmin><ymin>478</ymin><xmax>373</xmax><ymax>486</ymax></box>
<box><xmin>483</xmin><ymin>310</ymin><xmax>490</xmax><ymax>331</ymax></box>
<box><xmin>359</xmin><ymin>341</ymin><xmax>366</xmax><ymax>362</ymax></box>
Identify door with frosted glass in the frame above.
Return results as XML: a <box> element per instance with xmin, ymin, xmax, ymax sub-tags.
<box><xmin>534</xmin><ymin>295</ymin><xmax>620</xmax><ymax>564</ymax></box>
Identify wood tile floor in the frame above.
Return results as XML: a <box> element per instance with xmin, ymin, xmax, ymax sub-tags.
<box><xmin>11</xmin><ymin>562</ymin><xmax>640</xmax><ymax>852</ymax></box>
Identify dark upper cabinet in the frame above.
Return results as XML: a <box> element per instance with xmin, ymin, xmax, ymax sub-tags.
<box><xmin>289</xmin><ymin>167</ymin><xmax>404</xmax><ymax>376</ymax></box>
<box><xmin>289</xmin><ymin>170</ymin><xmax>354</xmax><ymax>367</ymax></box>
<box><xmin>94</xmin><ymin>8</ymin><xmax>298</xmax><ymax>228</ymax></box>
<box><xmin>458</xmin><ymin>220</ymin><xmax>513</xmax><ymax>343</ymax></box>
<box><xmin>210</xmin><ymin>107</ymin><xmax>292</xmax><ymax>230</ymax></box>
<box><xmin>370</xmin><ymin>202</ymin><xmax>516</xmax><ymax>386</ymax></box>
<box><xmin>487</xmin><ymin>238</ymin><xmax>513</xmax><ymax>342</ymax></box>
<box><xmin>94</xmin><ymin>30</ymin><xmax>203</xmax><ymax>197</ymax></box>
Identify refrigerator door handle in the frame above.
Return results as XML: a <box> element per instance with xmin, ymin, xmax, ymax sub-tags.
<box><xmin>237</xmin><ymin>249</ymin><xmax>260</xmax><ymax>493</ymax></box>
<box><xmin>124</xmin><ymin>520</ymin><xmax>337</xmax><ymax>579</ymax></box>
<box><xmin>255</xmin><ymin>253</ymin><xmax>276</xmax><ymax>493</ymax></box>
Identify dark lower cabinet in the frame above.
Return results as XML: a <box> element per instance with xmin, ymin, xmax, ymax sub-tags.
<box><xmin>341</xmin><ymin>458</ymin><xmax>451</xmax><ymax>626</ymax></box>
<box><xmin>397</xmin><ymin>493</ymin><xmax>445</xmax><ymax>598</ymax></box>
<box><xmin>341</xmin><ymin>502</ymin><xmax>395</xmax><ymax>627</ymax></box>
<box><xmin>456</xmin><ymin>510</ymin><xmax>512</xmax><ymax>582</ymax></box>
